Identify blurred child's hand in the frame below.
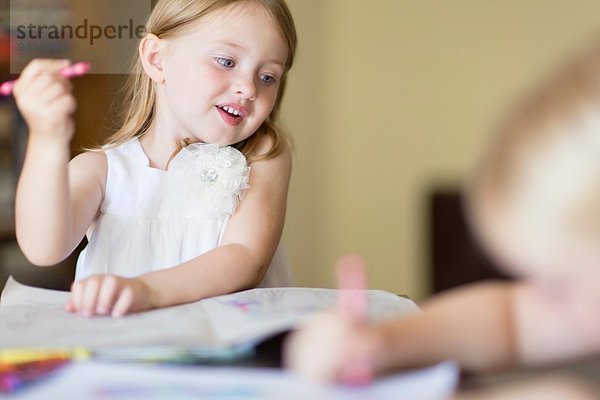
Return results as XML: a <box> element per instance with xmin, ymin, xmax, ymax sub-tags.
<box><xmin>284</xmin><ymin>254</ymin><xmax>384</xmax><ymax>384</ymax></box>
<box><xmin>284</xmin><ymin>309</ymin><xmax>383</xmax><ymax>384</ymax></box>
<box><xmin>66</xmin><ymin>275</ymin><xmax>156</xmax><ymax>317</ymax></box>
<box><xmin>13</xmin><ymin>59</ymin><xmax>77</xmax><ymax>143</ymax></box>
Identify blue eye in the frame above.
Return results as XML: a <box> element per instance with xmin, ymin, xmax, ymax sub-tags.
<box><xmin>216</xmin><ymin>57</ymin><xmax>235</xmax><ymax>68</ymax></box>
<box><xmin>260</xmin><ymin>74</ymin><xmax>277</xmax><ymax>86</ymax></box>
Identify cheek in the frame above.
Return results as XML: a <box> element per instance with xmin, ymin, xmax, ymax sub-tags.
<box><xmin>166</xmin><ymin>64</ymin><xmax>227</xmax><ymax>100</ymax></box>
<box><xmin>201</xmin><ymin>67</ymin><xmax>231</xmax><ymax>93</ymax></box>
<box><xmin>256</xmin><ymin>88</ymin><xmax>278</xmax><ymax>116</ymax></box>
<box><xmin>484</xmin><ymin>212</ymin><xmax>565</xmax><ymax>277</ymax></box>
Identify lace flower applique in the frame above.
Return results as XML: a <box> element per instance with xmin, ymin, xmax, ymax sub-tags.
<box><xmin>168</xmin><ymin>143</ymin><xmax>250</xmax><ymax>216</ymax></box>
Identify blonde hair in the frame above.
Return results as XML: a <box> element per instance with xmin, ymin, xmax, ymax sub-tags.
<box><xmin>102</xmin><ymin>0</ymin><xmax>297</xmax><ymax>162</ymax></box>
<box><xmin>467</xmin><ymin>39</ymin><xmax>600</xmax><ymax>239</ymax></box>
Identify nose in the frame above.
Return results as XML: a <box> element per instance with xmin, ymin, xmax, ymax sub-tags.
<box><xmin>232</xmin><ymin>73</ymin><xmax>257</xmax><ymax>101</ymax></box>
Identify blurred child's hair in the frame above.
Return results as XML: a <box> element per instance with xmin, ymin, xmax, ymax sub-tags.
<box><xmin>466</xmin><ymin>39</ymin><xmax>600</xmax><ymax>240</ymax></box>
<box><xmin>103</xmin><ymin>0</ymin><xmax>297</xmax><ymax>162</ymax></box>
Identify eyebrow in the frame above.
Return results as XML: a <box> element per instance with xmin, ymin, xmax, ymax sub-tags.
<box><xmin>217</xmin><ymin>41</ymin><xmax>286</xmax><ymax>68</ymax></box>
<box><xmin>219</xmin><ymin>41</ymin><xmax>244</xmax><ymax>50</ymax></box>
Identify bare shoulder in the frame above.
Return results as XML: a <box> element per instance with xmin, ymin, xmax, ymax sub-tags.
<box><xmin>250</xmin><ymin>134</ymin><xmax>292</xmax><ymax>173</ymax></box>
<box><xmin>243</xmin><ymin>135</ymin><xmax>291</xmax><ymax>194</ymax></box>
<box><xmin>70</xmin><ymin>150</ymin><xmax>107</xmax><ymax>173</ymax></box>
<box><xmin>69</xmin><ymin>150</ymin><xmax>108</xmax><ymax>191</ymax></box>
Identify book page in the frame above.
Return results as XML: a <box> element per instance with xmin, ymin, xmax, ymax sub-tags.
<box><xmin>0</xmin><ymin>277</ymin><xmax>216</xmax><ymax>349</ymax></box>
<box><xmin>15</xmin><ymin>360</ymin><xmax>458</xmax><ymax>400</ymax></box>
<box><xmin>202</xmin><ymin>287</ymin><xmax>419</xmax><ymax>346</ymax></box>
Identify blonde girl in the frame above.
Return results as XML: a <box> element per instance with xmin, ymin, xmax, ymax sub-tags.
<box><xmin>12</xmin><ymin>0</ymin><xmax>297</xmax><ymax>317</ymax></box>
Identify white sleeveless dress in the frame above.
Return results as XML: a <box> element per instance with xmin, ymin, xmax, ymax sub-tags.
<box><xmin>75</xmin><ymin>138</ymin><xmax>292</xmax><ymax>287</ymax></box>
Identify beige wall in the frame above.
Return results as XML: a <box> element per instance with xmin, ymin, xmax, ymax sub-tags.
<box><xmin>280</xmin><ymin>0</ymin><xmax>600</xmax><ymax>299</ymax></box>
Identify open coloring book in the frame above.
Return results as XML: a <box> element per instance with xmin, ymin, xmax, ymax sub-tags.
<box><xmin>0</xmin><ymin>279</ymin><xmax>460</xmax><ymax>399</ymax></box>
<box><xmin>0</xmin><ymin>277</ymin><xmax>418</xmax><ymax>354</ymax></box>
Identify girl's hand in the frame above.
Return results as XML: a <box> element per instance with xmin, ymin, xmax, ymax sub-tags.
<box><xmin>66</xmin><ymin>275</ymin><xmax>156</xmax><ymax>318</ymax></box>
<box><xmin>13</xmin><ymin>58</ymin><xmax>77</xmax><ymax>143</ymax></box>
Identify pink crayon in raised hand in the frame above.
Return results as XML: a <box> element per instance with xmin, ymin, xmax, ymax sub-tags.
<box><xmin>0</xmin><ymin>62</ymin><xmax>91</xmax><ymax>97</ymax></box>
<box><xmin>336</xmin><ymin>254</ymin><xmax>373</xmax><ymax>386</ymax></box>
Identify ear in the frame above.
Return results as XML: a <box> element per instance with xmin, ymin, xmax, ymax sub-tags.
<box><xmin>139</xmin><ymin>33</ymin><xmax>166</xmax><ymax>83</ymax></box>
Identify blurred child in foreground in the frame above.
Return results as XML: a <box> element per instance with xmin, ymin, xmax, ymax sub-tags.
<box><xmin>285</xmin><ymin>39</ymin><xmax>600</xmax><ymax>391</ymax></box>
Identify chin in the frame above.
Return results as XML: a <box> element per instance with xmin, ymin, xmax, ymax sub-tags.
<box><xmin>223</xmin><ymin>134</ymin><xmax>254</xmax><ymax>147</ymax></box>
<box><xmin>190</xmin><ymin>133</ymin><xmax>231</xmax><ymax>146</ymax></box>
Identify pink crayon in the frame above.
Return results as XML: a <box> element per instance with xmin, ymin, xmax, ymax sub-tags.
<box><xmin>337</xmin><ymin>255</ymin><xmax>368</xmax><ymax>319</ymax></box>
<box><xmin>336</xmin><ymin>254</ymin><xmax>373</xmax><ymax>386</ymax></box>
<box><xmin>0</xmin><ymin>62</ymin><xmax>91</xmax><ymax>96</ymax></box>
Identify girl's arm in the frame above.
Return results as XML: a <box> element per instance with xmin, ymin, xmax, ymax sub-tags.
<box><xmin>67</xmin><ymin>136</ymin><xmax>291</xmax><ymax>317</ymax></box>
<box><xmin>14</xmin><ymin>59</ymin><xmax>104</xmax><ymax>266</ymax></box>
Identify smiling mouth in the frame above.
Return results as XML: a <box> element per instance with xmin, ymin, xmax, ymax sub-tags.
<box><xmin>216</xmin><ymin>105</ymin><xmax>246</xmax><ymax>127</ymax></box>
<box><xmin>217</xmin><ymin>105</ymin><xmax>243</xmax><ymax>118</ymax></box>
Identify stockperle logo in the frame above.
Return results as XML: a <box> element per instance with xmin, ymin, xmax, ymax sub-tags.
<box><xmin>10</xmin><ymin>0</ymin><xmax>152</xmax><ymax>74</ymax></box>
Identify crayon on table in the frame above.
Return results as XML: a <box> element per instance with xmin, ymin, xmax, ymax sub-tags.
<box><xmin>0</xmin><ymin>358</ymin><xmax>70</xmax><ymax>393</ymax></box>
<box><xmin>0</xmin><ymin>347</ymin><xmax>90</xmax><ymax>364</ymax></box>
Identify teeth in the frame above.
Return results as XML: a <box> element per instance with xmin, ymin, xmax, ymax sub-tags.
<box><xmin>221</xmin><ymin>106</ymin><xmax>242</xmax><ymax>117</ymax></box>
